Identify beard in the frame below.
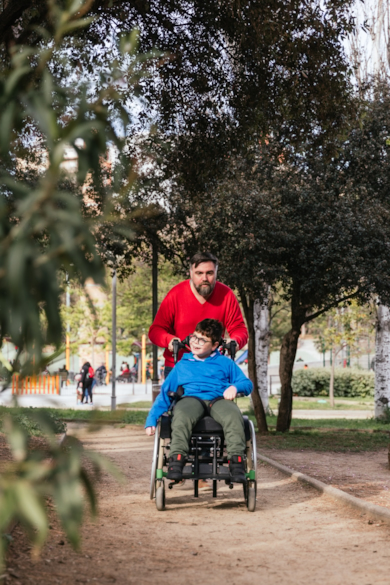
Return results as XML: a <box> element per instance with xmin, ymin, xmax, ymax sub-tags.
<box><xmin>195</xmin><ymin>281</ymin><xmax>215</xmax><ymax>298</ymax></box>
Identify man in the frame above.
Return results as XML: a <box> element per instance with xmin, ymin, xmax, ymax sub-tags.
<box><xmin>149</xmin><ymin>252</ymin><xmax>248</xmax><ymax>378</ymax></box>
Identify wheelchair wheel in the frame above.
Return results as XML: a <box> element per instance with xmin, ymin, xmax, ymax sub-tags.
<box><xmin>150</xmin><ymin>423</ymin><xmax>161</xmax><ymax>500</ymax></box>
<box><xmin>246</xmin><ymin>481</ymin><xmax>257</xmax><ymax>512</ymax></box>
<box><xmin>244</xmin><ymin>419</ymin><xmax>257</xmax><ymax>511</ymax></box>
<box><xmin>156</xmin><ymin>481</ymin><xmax>165</xmax><ymax>511</ymax></box>
<box><xmin>249</xmin><ymin>419</ymin><xmax>257</xmax><ymax>473</ymax></box>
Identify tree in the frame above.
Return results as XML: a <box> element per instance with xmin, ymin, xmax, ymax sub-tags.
<box><xmin>109</xmin><ymin>1</ymin><xmax>359</xmax><ymax>434</ymax></box>
<box><xmin>115</xmin><ymin>260</ymin><xmax>178</xmax><ymax>351</ymax></box>
<box><xmin>62</xmin><ymin>261</ymin><xmax>180</xmax><ymax>361</ymax></box>
<box><xmin>311</xmin><ymin>303</ymin><xmax>372</xmax><ymax>406</ymax></box>
<box><xmin>62</xmin><ymin>282</ymin><xmax>110</xmax><ymax>365</ymax></box>
<box><xmin>168</xmin><ymin>130</ymin><xmax>390</xmax><ymax>432</ymax></box>
<box><xmin>330</xmin><ymin>80</ymin><xmax>390</xmax><ymax>419</ymax></box>
<box><xmin>1</xmin><ymin>0</ymin><xmax>357</xmax><ymax>204</ymax></box>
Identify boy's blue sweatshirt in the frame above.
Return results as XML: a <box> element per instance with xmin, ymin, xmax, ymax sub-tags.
<box><xmin>145</xmin><ymin>351</ymin><xmax>253</xmax><ymax>428</ymax></box>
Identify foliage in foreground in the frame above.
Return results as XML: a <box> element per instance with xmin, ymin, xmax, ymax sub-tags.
<box><xmin>291</xmin><ymin>368</ymin><xmax>374</xmax><ymax>398</ymax></box>
<box><xmin>0</xmin><ymin>0</ymin><xmax>158</xmax><ymax>379</ymax></box>
<box><xmin>0</xmin><ymin>410</ymin><xmax>120</xmax><ymax>568</ymax></box>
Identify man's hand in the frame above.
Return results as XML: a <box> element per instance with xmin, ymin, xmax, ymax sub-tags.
<box><xmin>168</xmin><ymin>337</ymin><xmax>181</xmax><ymax>352</ymax></box>
<box><xmin>145</xmin><ymin>426</ymin><xmax>156</xmax><ymax>436</ymax></box>
<box><xmin>223</xmin><ymin>385</ymin><xmax>237</xmax><ymax>400</ymax></box>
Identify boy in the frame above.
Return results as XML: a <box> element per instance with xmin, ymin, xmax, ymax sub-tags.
<box><xmin>145</xmin><ymin>319</ymin><xmax>253</xmax><ymax>482</ymax></box>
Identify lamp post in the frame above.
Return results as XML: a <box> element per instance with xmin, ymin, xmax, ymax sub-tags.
<box><xmin>151</xmin><ymin>243</ymin><xmax>160</xmax><ymax>402</ymax></box>
<box><xmin>66</xmin><ymin>274</ymin><xmax>70</xmax><ymax>379</ymax></box>
<box><xmin>152</xmin><ymin>243</ymin><xmax>158</xmax><ymax>382</ymax></box>
<box><xmin>111</xmin><ymin>270</ymin><xmax>117</xmax><ymax>411</ymax></box>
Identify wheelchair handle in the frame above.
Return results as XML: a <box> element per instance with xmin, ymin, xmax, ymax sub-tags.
<box><xmin>221</xmin><ymin>339</ymin><xmax>237</xmax><ymax>361</ymax></box>
<box><xmin>172</xmin><ymin>339</ymin><xmax>180</xmax><ymax>364</ymax></box>
<box><xmin>229</xmin><ymin>340</ymin><xmax>237</xmax><ymax>361</ymax></box>
<box><xmin>172</xmin><ymin>337</ymin><xmax>190</xmax><ymax>365</ymax></box>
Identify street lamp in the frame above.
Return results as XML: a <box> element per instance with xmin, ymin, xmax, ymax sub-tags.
<box><xmin>111</xmin><ymin>270</ymin><xmax>117</xmax><ymax>411</ymax></box>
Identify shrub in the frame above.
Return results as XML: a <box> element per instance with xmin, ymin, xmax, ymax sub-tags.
<box><xmin>291</xmin><ymin>368</ymin><xmax>374</xmax><ymax>398</ymax></box>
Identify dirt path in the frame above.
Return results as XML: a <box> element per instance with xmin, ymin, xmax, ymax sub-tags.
<box><xmin>6</xmin><ymin>425</ymin><xmax>390</xmax><ymax>585</ymax></box>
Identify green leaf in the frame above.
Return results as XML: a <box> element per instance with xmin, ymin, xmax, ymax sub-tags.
<box><xmin>13</xmin><ymin>482</ymin><xmax>48</xmax><ymax>546</ymax></box>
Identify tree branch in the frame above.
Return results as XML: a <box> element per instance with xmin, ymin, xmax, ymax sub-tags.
<box><xmin>304</xmin><ymin>291</ymin><xmax>360</xmax><ymax>324</ymax></box>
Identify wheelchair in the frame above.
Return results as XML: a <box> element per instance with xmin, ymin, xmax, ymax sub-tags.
<box><xmin>149</xmin><ymin>338</ymin><xmax>257</xmax><ymax>512</ymax></box>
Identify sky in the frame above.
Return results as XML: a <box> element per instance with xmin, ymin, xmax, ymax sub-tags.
<box><xmin>346</xmin><ymin>0</ymin><xmax>390</xmax><ymax>80</ymax></box>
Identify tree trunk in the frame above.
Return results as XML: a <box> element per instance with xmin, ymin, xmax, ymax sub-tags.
<box><xmin>253</xmin><ymin>296</ymin><xmax>270</xmax><ymax>414</ymax></box>
<box><xmin>329</xmin><ymin>348</ymin><xmax>336</xmax><ymax>407</ymax></box>
<box><xmin>276</xmin><ymin>327</ymin><xmax>301</xmax><ymax>432</ymax></box>
<box><xmin>240</xmin><ymin>293</ymin><xmax>268</xmax><ymax>434</ymax></box>
<box><xmin>374</xmin><ymin>304</ymin><xmax>390</xmax><ymax>418</ymax></box>
<box><xmin>276</xmin><ymin>286</ymin><xmax>306</xmax><ymax>432</ymax></box>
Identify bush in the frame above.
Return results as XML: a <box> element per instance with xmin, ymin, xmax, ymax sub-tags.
<box><xmin>291</xmin><ymin>368</ymin><xmax>374</xmax><ymax>398</ymax></box>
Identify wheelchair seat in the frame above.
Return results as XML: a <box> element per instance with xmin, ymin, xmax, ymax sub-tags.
<box><xmin>160</xmin><ymin>412</ymin><xmax>251</xmax><ymax>441</ymax></box>
<box><xmin>193</xmin><ymin>416</ymin><xmax>224</xmax><ymax>434</ymax></box>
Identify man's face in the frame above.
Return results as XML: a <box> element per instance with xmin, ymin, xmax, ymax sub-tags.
<box><xmin>189</xmin><ymin>332</ymin><xmax>219</xmax><ymax>358</ymax></box>
<box><xmin>190</xmin><ymin>261</ymin><xmax>218</xmax><ymax>298</ymax></box>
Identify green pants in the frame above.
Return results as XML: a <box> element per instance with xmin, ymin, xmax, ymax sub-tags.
<box><xmin>170</xmin><ymin>397</ymin><xmax>246</xmax><ymax>459</ymax></box>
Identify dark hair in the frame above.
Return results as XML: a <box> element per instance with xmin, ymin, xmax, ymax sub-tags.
<box><xmin>190</xmin><ymin>252</ymin><xmax>218</xmax><ymax>269</ymax></box>
<box><xmin>195</xmin><ymin>319</ymin><xmax>223</xmax><ymax>344</ymax></box>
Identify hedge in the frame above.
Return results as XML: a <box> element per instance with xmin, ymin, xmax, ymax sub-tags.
<box><xmin>291</xmin><ymin>368</ymin><xmax>374</xmax><ymax>398</ymax></box>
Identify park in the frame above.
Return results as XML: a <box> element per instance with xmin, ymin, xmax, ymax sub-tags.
<box><xmin>2</xmin><ymin>0</ymin><xmax>390</xmax><ymax>583</ymax></box>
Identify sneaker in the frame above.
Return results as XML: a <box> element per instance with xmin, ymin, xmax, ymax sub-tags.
<box><xmin>229</xmin><ymin>455</ymin><xmax>246</xmax><ymax>483</ymax></box>
<box><xmin>167</xmin><ymin>454</ymin><xmax>186</xmax><ymax>481</ymax></box>
<box><xmin>198</xmin><ymin>479</ymin><xmax>212</xmax><ymax>491</ymax></box>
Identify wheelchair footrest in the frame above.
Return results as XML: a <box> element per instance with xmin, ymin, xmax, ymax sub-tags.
<box><xmin>182</xmin><ymin>463</ymin><xmax>231</xmax><ymax>480</ymax></box>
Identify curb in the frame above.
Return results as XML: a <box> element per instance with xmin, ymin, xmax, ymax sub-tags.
<box><xmin>257</xmin><ymin>451</ymin><xmax>390</xmax><ymax>525</ymax></box>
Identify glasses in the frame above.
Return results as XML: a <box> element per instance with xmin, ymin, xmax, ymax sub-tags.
<box><xmin>189</xmin><ymin>334</ymin><xmax>210</xmax><ymax>347</ymax></box>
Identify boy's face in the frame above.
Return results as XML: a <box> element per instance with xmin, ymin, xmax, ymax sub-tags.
<box><xmin>189</xmin><ymin>332</ymin><xmax>219</xmax><ymax>359</ymax></box>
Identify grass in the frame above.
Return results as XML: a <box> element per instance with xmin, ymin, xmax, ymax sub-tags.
<box><xmin>2</xmin><ymin>405</ymin><xmax>388</xmax><ymax>453</ymax></box>
<box><xmin>256</xmin><ymin>428</ymin><xmax>390</xmax><ymax>452</ymax></box>
<box><xmin>238</xmin><ymin>396</ymin><xmax>374</xmax><ymax>412</ymax></box>
<box><xmin>240</xmin><ymin>410</ymin><xmax>390</xmax><ymax>452</ymax></box>
<box><xmin>118</xmin><ymin>401</ymin><xmax>152</xmax><ymax>409</ymax></box>
<box><xmin>0</xmin><ymin>406</ymin><xmax>148</xmax><ymax>426</ymax></box>
<box><xmin>238</xmin><ymin>396</ymin><xmax>375</xmax><ymax>412</ymax></box>
<box><xmin>265</xmin><ymin>415</ymin><xmax>389</xmax><ymax>430</ymax></box>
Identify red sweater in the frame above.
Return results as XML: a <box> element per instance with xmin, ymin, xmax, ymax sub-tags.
<box><xmin>149</xmin><ymin>280</ymin><xmax>248</xmax><ymax>367</ymax></box>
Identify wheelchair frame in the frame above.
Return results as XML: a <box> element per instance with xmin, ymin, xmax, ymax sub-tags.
<box><xmin>150</xmin><ymin>412</ymin><xmax>257</xmax><ymax>512</ymax></box>
<box><xmin>149</xmin><ymin>337</ymin><xmax>257</xmax><ymax>512</ymax></box>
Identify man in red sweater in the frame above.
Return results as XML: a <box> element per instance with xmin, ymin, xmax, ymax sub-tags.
<box><xmin>149</xmin><ymin>252</ymin><xmax>248</xmax><ymax>378</ymax></box>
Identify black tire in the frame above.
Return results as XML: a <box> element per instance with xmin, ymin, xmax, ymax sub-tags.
<box><xmin>247</xmin><ymin>481</ymin><xmax>256</xmax><ymax>512</ymax></box>
<box><xmin>156</xmin><ymin>482</ymin><xmax>165</xmax><ymax>511</ymax></box>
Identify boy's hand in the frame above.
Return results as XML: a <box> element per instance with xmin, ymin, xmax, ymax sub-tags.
<box><xmin>223</xmin><ymin>386</ymin><xmax>238</xmax><ymax>400</ymax></box>
<box><xmin>145</xmin><ymin>426</ymin><xmax>156</xmax><ymax>436</ymax></box>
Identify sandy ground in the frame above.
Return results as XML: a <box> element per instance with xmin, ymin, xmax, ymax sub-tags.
<box><xmin>5</xmin><ymin>425</ymin><xmax>390</xmax><ymax>585</ymax></box>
